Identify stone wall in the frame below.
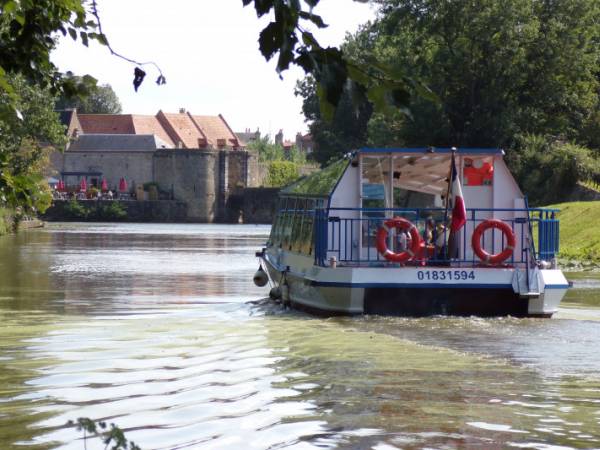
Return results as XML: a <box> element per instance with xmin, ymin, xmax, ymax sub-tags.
<box><xmin>55</xmin><ymin>150</ymin><xmax>155</xmax><ymax>191</ymax></box>
<box><xmin>52</xmin><ymin>147</ymin><xmax>260</xmax><ymax>223</ymax></box>
<box><xmin>153</xmin><ymin>149</ymin><xmax>219</xmax><ymax>222</ymax></box>
<box><xmin>242</xmin><ymin>187</ymin><xmax>280</xmax><ymax>224</ymax></box>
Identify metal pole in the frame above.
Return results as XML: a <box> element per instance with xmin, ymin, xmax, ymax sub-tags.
<box><xmin>442</xmin><ymin>148</ymin><xmax>456</xmax><ymax>260</ymax></box>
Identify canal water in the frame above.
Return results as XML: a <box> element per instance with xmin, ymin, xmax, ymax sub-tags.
<box><xmin>1</xmin><ymin>223</ymin><xmax>599</xmax><ymax>450</ymax></box>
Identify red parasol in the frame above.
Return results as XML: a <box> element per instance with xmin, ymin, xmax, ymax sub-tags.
<box><xmin>101</xmin><ymin>178</ymin><xmax>108</xmax><ymax>192</ymax></box>
<box><xmin>118</xmin><ymin>177</ymin><xmax>128</xmax><ymax>192</ymax></box>
<box><xmin>80</xmin><ymin>178</ymin><xmax>87</xmax><ymax>192</ymax></box>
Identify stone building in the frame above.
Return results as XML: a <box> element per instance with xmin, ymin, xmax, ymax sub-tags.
<box><xmin>53</xmin><ymin>109</ymin><xmax>259</xmax><ymax>222</ymax></box>
<box><xmin>235</xmin><ymin>128</ymin><xmax>261</xmax><ymax>146</ymax></box>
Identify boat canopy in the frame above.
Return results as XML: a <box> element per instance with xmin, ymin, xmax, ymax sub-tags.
<box><xmin>281</xmin><ymin>158</ymin><xmax>349</xmax><ymax>197</ymax></box>
<box><xmin>358</xmin><ymin>147</ymin><xmax>503</xmax><ymax>196</ymax></box>
<box><xmin>281</xmin><ymin>147</ymin><xmax>506</xmax><ymax>199</ymax></box>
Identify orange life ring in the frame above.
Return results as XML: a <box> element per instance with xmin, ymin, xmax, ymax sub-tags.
<box><xmin>376</xmin><ymin>217</ymin><xmax>422</xmax><ymax>263</ymax></box>
<box><xmin>471</xmin><ymin>219</ymin><xmax>515</xmax><ymax>265</ymax></box>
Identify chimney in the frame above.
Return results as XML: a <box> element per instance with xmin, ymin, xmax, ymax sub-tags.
<box><xmin>177</xmin><ymin>141</ymin><xmax>183</xmax><ymax>149</ymax></box>
<box><xmin>179</xmin><ymin>108</ymin><xmax>186</xmax><ymax>114</ymax></box>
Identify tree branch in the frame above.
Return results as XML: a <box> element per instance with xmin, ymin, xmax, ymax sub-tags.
<box><xmin>89</xmin><ymin>0</ymin><xmax>165</xmax><ymax>83</ymax></box>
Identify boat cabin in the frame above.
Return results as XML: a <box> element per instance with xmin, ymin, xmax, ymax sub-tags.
<box><xmin>268</xmin><ymin>148</ymin><xmax>559</xmax><ymax>269</ymax></box>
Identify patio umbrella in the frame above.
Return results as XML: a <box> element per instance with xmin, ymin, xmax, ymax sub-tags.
<box><xmin>80</xmin><ymin>178</ymin><xmax>87</xmax><ymax>192</ymax></box>
<box><xmin>101</xmin><ymin>178</ymin><xmax>108</xmax><ymax>192</ymax></box>
<box><xmin>119</xmin><ymin>177</ymin><xmax>128</xmax><ymax>192</ymax></box>
<box><xmin>57</xmin><ymin>180</ymin><xmax>64</xmax><ymax>191</ymax></box>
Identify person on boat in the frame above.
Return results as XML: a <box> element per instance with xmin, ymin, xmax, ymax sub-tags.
<box><xmin>423</xmin><ymin>217</ymin><xmax>446</xmax><ymax>262</ymax></box>
<box><xmin>424</xmin><ymin>217</ymin><xmax>436</xmax><ymax>245</ymax></box>
<box><xmin>395</xmin><ymin>227</ymin><xmax>409</xmax><ymax>252</ymax></box>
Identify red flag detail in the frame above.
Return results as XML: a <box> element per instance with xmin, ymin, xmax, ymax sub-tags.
<box><xmin>451</xmin><ymin>155</ymin><xmax>466</xmax><ymax>232</ymax></box>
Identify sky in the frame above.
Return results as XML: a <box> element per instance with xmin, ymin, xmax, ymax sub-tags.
<box><xmin>51</xmin><ymin>0</ymin><xmax>376</xmax><ymax>141</ymax></box>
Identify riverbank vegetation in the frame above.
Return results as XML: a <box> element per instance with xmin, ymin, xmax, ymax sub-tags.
<box><xmin>60</xmin><ymin>200</ymin><xmax>127</xmax><ymax>221</ymax></box>
<box><xmin>0</xmin><ymin>208</ymin><xmax>14</xmax><ymax>235</ymax></box>
<box><xmin>0</xmin><ymin>77</ymin><xmax>66</xmax><ymax>235</ymax></box>
<box><xmin>548</xmin><ymin>201</ymin><xmax>600</xmax><ymax>265</ymax></box>
<box><xmin>247</xmin><ymin>136</ymin><xmax>310</xmax><ymax>187</ymax></box>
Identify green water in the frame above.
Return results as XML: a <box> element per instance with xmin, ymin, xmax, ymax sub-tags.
<box><xmin>0</xmin><ymin>223</ymin><xmax>599</xmax><ymax>449</ymax></box>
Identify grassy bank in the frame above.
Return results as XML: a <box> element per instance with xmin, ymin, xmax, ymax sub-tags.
<box><xmin>545</xmin><ymin>201</ymin><xmax>600</xmax><ymax>264</ymax></box>
<box><xmin>0</xmin><ymin>208</ymin><xmax>15</xmax><ymax>236</ymax></box>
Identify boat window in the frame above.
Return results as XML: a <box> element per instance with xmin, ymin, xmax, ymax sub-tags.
<box><xmin>270</xmin><ymin>197</ymin><xmax>287</xmax><ymax>247</ymax></box>
<box><xmin>281</xmin><ymin>197</ymin><xmax>296</xmax><ymax>249</ymax></box>
<box><xmin>361</xmin><ymin>156</ymin><xmax>392</xmax><ymax>211</ymax></box>
<box><xmin>391</xmin><ymin>154</ymin><xmax>446</xmax><ymax>214</ymax></box>
<box><xmin>291</xmin><ymin>198</ymin><xmax>306</xmax><ymax>252</ymax></box>
<box><xmin>300</xmin><ymin>198</ymin><xmax>315</xmax><ymax>255</ymax></box>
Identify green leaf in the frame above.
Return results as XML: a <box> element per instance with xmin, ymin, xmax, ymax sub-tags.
<box><xmin>95</xmin><ymin>33</ymin><xmax>109</xmax><ymax>46</ymax></box>
<box><xmin>254</xmin><ymin>0</ymin><xmax>274</xmax><ymax>17</ymax></box>
<box><xmin>409</xmin><ymin>79</ymin><xmax>439</xmax><ymax>103</ymax></box>
<box><xmin>298</xmin><ymin>11</ymin><xmax>328</xmax><ymax>28</ymax></box>
<box><xmin>68</xmin><ymin>28</ymin><xmax>77</xmax><ymax>41</ymax></box>
<box><xmin>258</xmin><ymin>21</ymin><xmax>284</xmax><ymax>61</ymax></box>
<box><xmin>367</xmin><ymin>85</ymin><xmax>392</xmax><ymax>116</ymax></box>
<box><xmin>295</xmin><ymin>51</ymin><xmax>315</xmax><ymax>73</ymax></box>
<box><xmin>276</xmin><ymin>35</ymin><xmax>297</xmax><ymax>73</ymax></box>
<box><xmin>301</xmin><ymin>31</ymin><xmax>319</xmax><ymax>48</ymax></box>
<box><xmin>349</xmin><ymin>80</ymin><xmax>368</xmax><ymax>116</ymax></box>
<box><xmin>4</xmin><ymin>1</ymin><xmax>17</xmax><ymax>14</ymax></box>
<box><xmin>347</xmin><ymin>64</ymin><xmax>370</xmax><ymax>86</ymax></box>
<box><xmin>316</xmin><ymin>82</ymin><xmax>335</xmax><ymax>122</ymax></box>
<box><xmin>80</xmin><ymin>31</ymin><xmax>89</xmax><ymax>47</ymax></box>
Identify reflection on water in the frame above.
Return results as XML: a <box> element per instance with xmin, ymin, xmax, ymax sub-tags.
<box><xmin>1</xmin><ymin>223</ymin><xmax>600</xmax><ymax>450</ymax></box>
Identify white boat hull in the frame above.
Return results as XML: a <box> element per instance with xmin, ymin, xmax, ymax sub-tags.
<box><xmin>262</xmin><ymin>251</ymin><xmax>569</xmax><ymax>317</ymax></box>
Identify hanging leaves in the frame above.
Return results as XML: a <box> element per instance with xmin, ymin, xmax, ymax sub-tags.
<box><xmin>242</xmin><ymin>0</ymin><xmax>432</xmax><ymax>122</ymax></box>
<box><xmin>133</xmin><ymin>67</ymin><xmax>146</xmax><ymax>92</ymax></box>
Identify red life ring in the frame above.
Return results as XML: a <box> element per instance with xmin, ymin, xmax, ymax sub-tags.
<box><xmin>376</xmin><ymin>217</ymin><xmax>422</xmax><ymax>263</ymax></box>
<box><xmin>471</xmin><ymin>219</ymin><xmax>515</xmax><ymax>265</ymax></box>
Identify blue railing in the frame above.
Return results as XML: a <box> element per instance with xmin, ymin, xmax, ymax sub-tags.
<box><xmin>314</xmin><ymin>207</ymin><xmax>559</xmax><ymax>268</ymax></box>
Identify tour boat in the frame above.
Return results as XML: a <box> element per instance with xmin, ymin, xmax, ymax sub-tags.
<box><xmin>254</xmin><ymin>148</ymin><xmax>569</xmax><ymax>317</ymax></box>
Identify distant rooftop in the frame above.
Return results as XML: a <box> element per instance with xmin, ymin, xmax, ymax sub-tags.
<box><xmin>73</xmin><ymin>109</ymin><xmax>242</xmax><ymax>150</ymax></box>
<box><xmin>68</xmin><ymin>134</ymin><xmax>170</xmax><ymax>151</ymax></box>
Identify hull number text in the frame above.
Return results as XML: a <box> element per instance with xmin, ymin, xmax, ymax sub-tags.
<box><xmin>417</xmin><ymin>270</ymin><xmax>476</xmax><ymax>281</ymax></box>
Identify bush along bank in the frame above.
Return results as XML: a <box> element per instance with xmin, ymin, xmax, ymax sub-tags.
<box><xmin>42</xmin><ymin>199</ymin><xmax>188</xmax><ymax>222</ymax></box>
<box><xmin>0</xmin><ymin>208</ymin><xmax>14</xmax><ymax>235</ymax></box>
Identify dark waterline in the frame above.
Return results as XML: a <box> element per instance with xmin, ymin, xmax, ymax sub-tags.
<box><xmin>0</xmin><ymin>223</ymin><xmax>599</xmax><ymax>450</ymax></box>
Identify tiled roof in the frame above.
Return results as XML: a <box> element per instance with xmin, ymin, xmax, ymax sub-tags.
<box><xmin>57</xmin><ymin>109</ymin><xmax>82</xmax><ymax>137</ymax></box>
<box><xmin>131</xmin><ymin>115</ymin><xmax>175</xmax><ymax>147</ymax></box>
<box><xmin>74</xmin><ymin>110</ymin><xmax>242</xmax><ymax>150</ymax></box>
<box><xmin>157</xmin><ymin>110</ymin><xmax>207</xmax><ymax>149</ymax></box>
<box><xmin>78</xmin><ymin>114</ymin><xmax>135</xmax><ymax>134</ymax></box>
<box><xmin>191</xmin><ymin>114</ymin><xmax>239</xmax><ymax>148</ymax></box>
<box><xmin>68</xmin><ymin>134</ymin><xmax>168</xmax><ymax>151</ymax></box>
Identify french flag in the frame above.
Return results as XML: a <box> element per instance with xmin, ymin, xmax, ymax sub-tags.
<box><xmin>450</xmin><ymin>154</ymin><xmax>466</xmax><ymax>232</ymax></box>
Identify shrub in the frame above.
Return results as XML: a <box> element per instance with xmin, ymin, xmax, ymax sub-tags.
<box><xmin>0</xmin><ymin>208</ymin><xmax>14</xmax><ymax>235</ymax></box>
<box><xmin>63</xmin><ymin>199</ymin><xmax>88</xmax><ymax>219</ymax></box>
<box><xmin>266</xmin><ymin>160</ymin><xmax>300</xmax><ymax>187</ymax></box>
<box><xmin>93</xmin><ymin>202</ymin><xmax>127</xmax><ymax>220</ymax></box>
<box><xmin>507</xmin><ymin>135</ymin><xmax>600</xmax><ymax>205</ymax></box>
<box><xmin>143</xmin><ymin>182</ymin><xmax>159</xmax><ymax>191</ymax></box>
